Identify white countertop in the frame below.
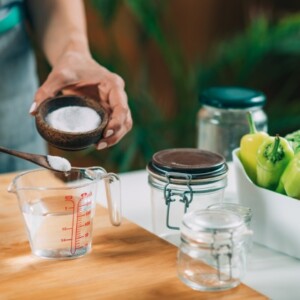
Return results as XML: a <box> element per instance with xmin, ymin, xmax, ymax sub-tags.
<box><xmin>102</xmin><ymin>164</ymin><xmax>300</xmax><ymax>299</ymax></box>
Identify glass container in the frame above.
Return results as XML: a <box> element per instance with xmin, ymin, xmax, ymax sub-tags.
<box><xmin>147</xmin><ymin>148</ymin><xmax>228</xmax><ymax>245</ymax></box>
<box><xmin>177</xmin><ymin>209</ymin><xmax>251</xmax><ymax>291</ymax></box>
<box><xmin>197</xmin><ymin>86</ymin><xmax>267</xmax><ymax>161</ymax></box>
<box><xmin>8</xmin><ymin>167</ymin><xmax>121</xmax><ymax>259</ymax></box>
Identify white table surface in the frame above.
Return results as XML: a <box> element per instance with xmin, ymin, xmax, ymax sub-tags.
<box><xmin>109</xmin><ymin>164</ymin><xmax>300</xmax><ymax>300</ymax></box>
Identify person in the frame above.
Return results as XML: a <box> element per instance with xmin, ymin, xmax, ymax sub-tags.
<box><xmin>0</xmin><ymin>0</ymin><xmax>132</xmax><ymax>173</ymax></box>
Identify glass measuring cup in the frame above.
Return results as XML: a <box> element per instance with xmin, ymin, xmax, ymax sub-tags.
<box><xmin>8</xmin><ymin>166</ymin><xmax>121</xmax><ymax>259</ymax></box>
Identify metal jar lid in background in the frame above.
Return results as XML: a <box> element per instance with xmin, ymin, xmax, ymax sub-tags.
<box><xmin>200</xmin><ymin>86</ymin><xmax>266</xmax><ymax>109</ymax></box>
<box><xmin>147</xmin><ymin>148</ymin><xmax>228</xmax><ymax>183</ymax></box>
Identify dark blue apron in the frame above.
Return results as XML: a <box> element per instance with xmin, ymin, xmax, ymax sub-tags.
<box><xmin>0</xmin><ymin>0</ymin><xmax>47</xmax><ymax>172</ymax></box>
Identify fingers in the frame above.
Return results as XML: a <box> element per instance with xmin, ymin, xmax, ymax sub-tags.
<box><xmin>29</xmin><ymin>69</ymin><xmax>79</xmax><ymax>115</ymax></box>
<box><xmin>97</xmin><ymin>108</ymin><xmax>132</xmax><ymax>149</ymax></box>
<box><xmin>98</xmin><ymin>73</ymin><xmax>125</xmax><ymax>104</ymax></box>
<box><xmin>96</xmin><ymin>83</ymin><xmax>132</xmax><ymax>150</ymax></box>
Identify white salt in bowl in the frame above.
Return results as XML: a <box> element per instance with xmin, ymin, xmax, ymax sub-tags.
<box><xmin>35</xmin><ymin>95</ymin><xmax>108</xmax><ymax>150</ymax></box>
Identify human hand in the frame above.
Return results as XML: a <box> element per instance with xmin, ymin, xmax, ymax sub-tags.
<box><xmin>30</xmin><ymin>51</ymin><xmax>132</xmax><ymax>149</ymax></box>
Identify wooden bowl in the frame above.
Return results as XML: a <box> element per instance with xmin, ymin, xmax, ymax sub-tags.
<box><xmin>35</xmin><ymin>95</ymin><xmax>109</xmax><ymax>151</ymax></box>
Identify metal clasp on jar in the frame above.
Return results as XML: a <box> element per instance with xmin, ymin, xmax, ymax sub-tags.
<box><xmin>163</xmin><ymin>172</ymin><xmax>193</xmax><ymax>230</ymax></box>
<box><xmin>211</xmin><ymin>230</ymin><xmax>234</xmax><ymax>281</ymax></box>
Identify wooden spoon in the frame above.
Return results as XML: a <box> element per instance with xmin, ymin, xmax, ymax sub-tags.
<box><xmin>0</xmin><ymin>146</ymin><xmax>71</xmax><ymax>172</ymax></box>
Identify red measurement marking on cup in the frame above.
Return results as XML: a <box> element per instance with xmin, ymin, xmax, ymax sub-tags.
<box><xmin>63</xmin><ymin>195</ymin><xmax>75</xmax><ymax>251</ymax></box>
<box><xmin>62</xmin><ymin>193</ymin><xmax>93</xmax><ymax>255</ymax></box>
<box><xmin>72</xmin><ymin>192</ymin><xmax>93</xmax><ymax>254</ymax></box>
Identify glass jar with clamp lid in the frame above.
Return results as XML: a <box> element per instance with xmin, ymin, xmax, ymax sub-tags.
<box><xmin>147</xmin><ymin>148</ymin><xmax>228</xmax><ymax>245</ymax></box>
<box><xmin>177</xmin><ymin>209</ymin><xmax>251</xmax><ymax>291</ymax></box>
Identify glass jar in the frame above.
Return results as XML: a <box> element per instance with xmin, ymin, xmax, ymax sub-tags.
<box><xmin>177</xmin><ymin>209</ymin><xmax>251</xmax><ymax>291</ymax></box>
<box><xmin>197</xmin><ymin>86</ymin><xmax>268</xmax><ymax>161</ymax></box>
<box><xmin>147</xmin><ymin>148</ymin><xmax>228</xmax><ymax>245</ymax></box>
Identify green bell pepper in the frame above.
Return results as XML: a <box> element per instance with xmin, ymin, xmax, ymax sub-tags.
<box><xmin>285</xmin><ymin>130</ymin><xmax>300</xmax><ymax>154</ymax></box>
<box><xmin>256</xmin><ymin>135</ymin><xmax>294</xmax><ymax>191</ymax></box>
<box><xmin>276</xmin><ymin>152</ymin><xmax>300</xmax><ymax>199</ymax></box>
<box><xmin>239</xmin><ymin>112</ymin><xmax>268</xmax><ymax>183</ymax></box>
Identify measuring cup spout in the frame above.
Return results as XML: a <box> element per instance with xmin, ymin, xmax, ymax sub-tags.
<box><xmin>7</xmin><ymin>182</ymin><xmax>16</xmax><ymax>193</ymax></box>
<box><xmin>7</xmin><ymin>176</ymin><xmax>19</xmax><ymax>194</ymax></box>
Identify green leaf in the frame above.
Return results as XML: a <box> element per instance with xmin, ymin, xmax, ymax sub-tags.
<box><xmin>90</xmin><ymin>0</ymin><xmax>121</xmax><ymax>26</ymax></box>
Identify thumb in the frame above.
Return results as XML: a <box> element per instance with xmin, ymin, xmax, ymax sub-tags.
<box><xmin>29</xmin><ymin>70</ymin><xmax>78</xmax><ymax>115</ymax></box>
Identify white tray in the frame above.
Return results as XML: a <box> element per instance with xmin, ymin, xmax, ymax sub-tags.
<box><xmin>233</xmin><ymin>148</ymin><xmax>300</xmax><ymax>259</ymax></box>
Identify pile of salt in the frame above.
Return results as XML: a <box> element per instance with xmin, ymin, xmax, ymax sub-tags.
<box><xmin>47</xmin><ymin>155</ymin><xmax>72</xmax><ymax>172</ymax></box>
<box><xmin>45</xmin><ymin>106</ymin><xmax>101</xmax><ymax>133</ymax></box>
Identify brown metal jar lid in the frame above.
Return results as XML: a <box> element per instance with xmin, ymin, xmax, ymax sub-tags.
<box><xmin>147</xmin><ymin>148</ymin><xmax>228</xmax><ymax>180</ymax></box>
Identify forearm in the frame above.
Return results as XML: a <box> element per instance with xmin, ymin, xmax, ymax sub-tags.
<box><xmin>26</xmin><ymin>0</ymin><xmax>90</xmax><ymax>66</ymax></box>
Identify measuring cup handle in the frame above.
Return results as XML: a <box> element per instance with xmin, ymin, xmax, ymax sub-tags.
<box><xmin>104</xmin><ymin>172</ymin><xmax>122</xmax><ymax>226</ymax></box>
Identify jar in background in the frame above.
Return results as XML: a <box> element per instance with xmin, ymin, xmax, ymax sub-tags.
<box><xmin>197</xmin><ymin>86</ymin><xmax>268</xmax><ymax>161</ymax></box>
<box><xmin>177</xmin><ymin>209</ymin><xmax>251</xmax><ymax>291</ymax></box>
<box><xmin>147</xmin><ymin>148</ymin><xmax>228</xmax><ymax>246</ymax></box>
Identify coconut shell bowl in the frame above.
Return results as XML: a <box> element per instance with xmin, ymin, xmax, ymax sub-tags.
<box><xmin>35</xmin><ymin>94</ymin><xmax>109</xmax><ymax>151</ymax></box>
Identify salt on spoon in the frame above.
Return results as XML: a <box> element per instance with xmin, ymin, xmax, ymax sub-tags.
<box><xmin>46</xmin><ymin>155</ymin><xmax>72</xmax><ymax>172</ymax></box>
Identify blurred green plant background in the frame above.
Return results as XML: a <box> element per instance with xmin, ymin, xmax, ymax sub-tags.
<box><xmin>43</xmin><ymin>0</ymin><xmax>300</xmax><ymax>172</ymax></box>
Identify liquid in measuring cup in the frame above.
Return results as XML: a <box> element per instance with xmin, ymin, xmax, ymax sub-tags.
<box><xmin>23</xmin><ymin>194</ymin><xmax>94</xmax><ymax>259</ymax></box>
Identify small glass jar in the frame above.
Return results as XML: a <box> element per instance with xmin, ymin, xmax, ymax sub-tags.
<box><xmin>177</xmin><ymin>209</ymin><xmax>251</xmax><ymax>291</ymax></box>
<box><xmin>197</xmin><ymin>86</ymin><xmax>268</xmax><ymax>161</ymax></box>
<box><xmin>147</xmin><ymin>148</ymin><xmax>228</xmax><ymax>245</ymax></box>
